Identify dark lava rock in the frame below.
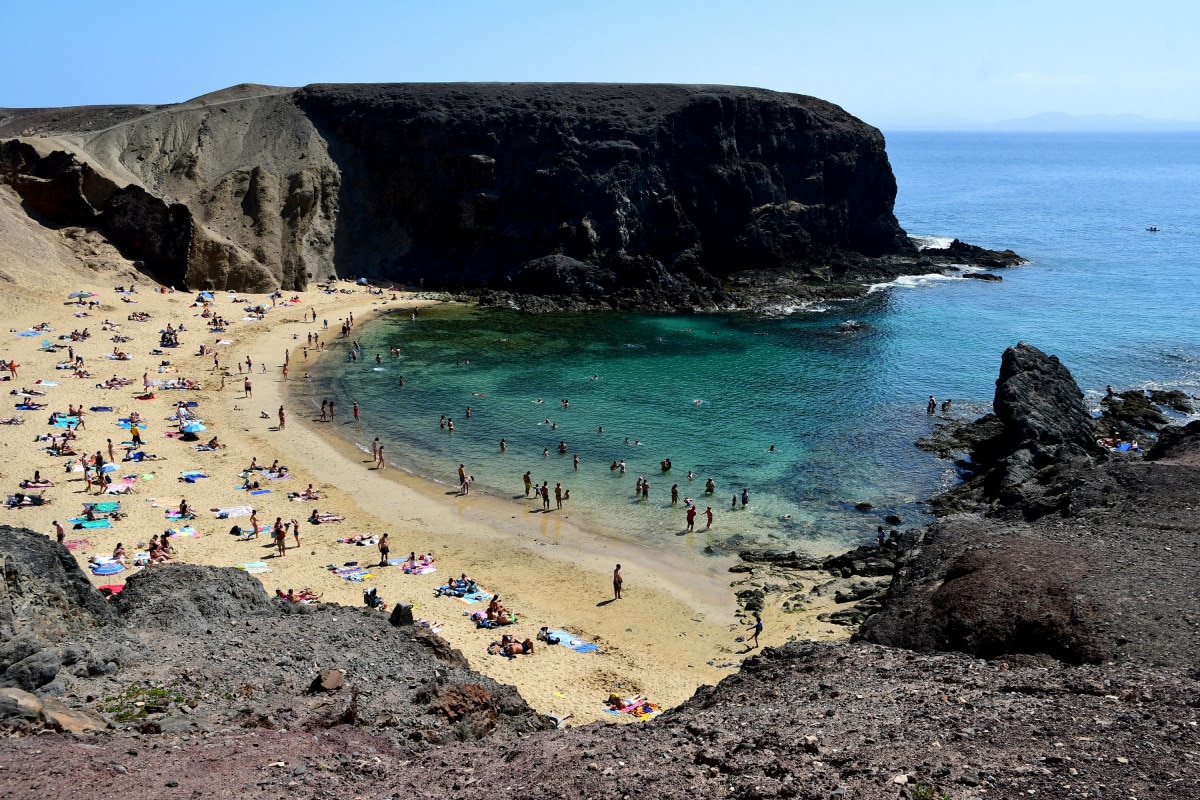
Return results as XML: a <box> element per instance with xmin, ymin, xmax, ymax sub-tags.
<box><xmin>962</xmin><ymin>271</ymin><xmax>1002</xmax><ymax>281</ymax></box>
<box><xmin>0</xmin><ymin>526</ymin><xmax>114</xmax><ymax>641</ymax></box>
<box><xmin>2</xmin><ymin>83</ymin><xmax>1019</xmax><ymax>303</ymax></box>
<box><xmin>992</xmin><ymin>342</ymin><xmax>1102</xmax><ymax>490</ymax></box>
<box><xmin>1147</xmin><ymin>418</ymin><xmax>1200</xmax><ymax>465</ymax></box>
<box><xmin>113</xmin><ymin>563</ymin><xmax>277</xmax><ymax>632</ymax></box>
<box><xmin>1101</xmin><ymin>389</ymin><xmax>1172</xmax><ymax>432</ymax></box>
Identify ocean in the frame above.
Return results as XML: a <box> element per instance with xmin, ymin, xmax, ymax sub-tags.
<box><xmin>301</xmin><ymin>133</ymin><xmax>1200</xmax><ymax>559</ymax></box>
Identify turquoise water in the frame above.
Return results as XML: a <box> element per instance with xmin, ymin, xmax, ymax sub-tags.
<box><xmin>304</xmin><ymin>133</ymin><xmax>1200</xmax><ymax>555</ymax></box>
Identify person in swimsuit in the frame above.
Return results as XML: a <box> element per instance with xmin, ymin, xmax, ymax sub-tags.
<box><xmin>613</xmin><ymin>564</ymin><xmax>623</xmax><ymax>600</ymax></box>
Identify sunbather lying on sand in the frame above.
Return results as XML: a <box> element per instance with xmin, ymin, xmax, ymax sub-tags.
<box><xmin>308</xmin><ymin>509</ymin><xmax>344</xmax><ymax>524</ymax></box>
<box><xmin>487</xmin><ymin>635</ymin><xmax>534</xmax><ymax>657</ymax></box>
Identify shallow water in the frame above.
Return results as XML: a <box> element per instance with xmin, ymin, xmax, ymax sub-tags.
<box><xmin>304</xmin><ymin>133</ymin><xmax>1200</xmax><ymax>557</ymax></box>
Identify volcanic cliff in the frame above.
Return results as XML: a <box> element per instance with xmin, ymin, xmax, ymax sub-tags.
<box><xmin>0</xmin><ymin>83</ymin><xmax>1017</xmax><ymax>306</ymax></box>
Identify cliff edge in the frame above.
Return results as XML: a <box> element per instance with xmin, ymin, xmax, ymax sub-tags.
<box><xmin>1</xmin><ymin>83</ymin><xmax>1017</xmax><ymax>303</ymax></box>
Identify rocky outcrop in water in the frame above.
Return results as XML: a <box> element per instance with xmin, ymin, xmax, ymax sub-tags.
<box><xmin>1</xmin><ymin>83</ymin><xmax>1019</xmax><ymax>304</ymax></box>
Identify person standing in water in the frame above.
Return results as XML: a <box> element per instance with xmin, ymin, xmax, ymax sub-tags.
<box><xmin>523</xmin><ymin>471</ymin><xmax>532</xmax><ymax>497</ymax></box>
<box><xmin>741</xmin><ymin>487</ymin><xmax>750</xmax><ymax>508</ymax></box>
<box><xmin>705</xmin><ymin>506</ymin><xmax>714</xmax><ymax>528</ymax></box>
<box><xmin>927</xmin><ymin>395</ymin><xmax>937</xmax><ymax>415</ymax></box>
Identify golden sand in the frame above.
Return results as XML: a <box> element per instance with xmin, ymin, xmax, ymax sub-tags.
<box><xmin>0</xmin><ymin>275</ymin><xmax>850</xmax><ymax>724</ymax></box>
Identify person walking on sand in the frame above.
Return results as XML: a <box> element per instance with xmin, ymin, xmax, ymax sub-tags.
<box><xmin>378</xmin><ymin>533</ymin><xmax>390</xmax><ymax>566</ymax></box>
<box><xmin>747</xmin><ymin>615</ymin><xmax>762</xmax><ymax>649</ymax></box>
<box><xmin>328</xmin><ymin>401</ymin><xmax>335</xmax><ymax>422</ymax></box>
<box><xmin>278</xmin><ymin>406</ymin><xmax>286</xmax><ymax>430</ymax></box>
<box><xmin>705</xmin><ymin>506</ymin><xmax>714</xmax><ymax>529</ymax></box>
<box><xmin>53</xmin><ymin>519</ymin><xmax>65</xmax><ymax>544</ymax></box>
<box><xmin>244</xmin><ymin>377</ymin><xmax>252</xmax><ymax>398</ymax></box>
<box><xmin>321</xmin><ymin>400</ymin><xmax>328</xmax><ymax>421</ymax></box>
<box><xmin>376</xmin><ymin>444</ymin><xmax>385</xmax><ymax>469</ymax></box>
<box><xmin>613</xmin><ymin>564</ymin><xmax>623</xmax><ymax>600</ymax></box>
<box><xmin>291</xmin><ymin>518</ymin><xmax>301</xmax><ymax>549</ymax></box>
<box><xmin>274</xmin><ymin>518</ymin><xmax>287</xmax><ymax>557</ymax></box>
<box><xmin>371</xmin><ymin>437</ymin><xmax>379</xmax><ymax>460</ymax></box>
<box><xmin>541</xmin><ymin>481</ymin><xmax>550</xmax><ymax>510</ymax></box>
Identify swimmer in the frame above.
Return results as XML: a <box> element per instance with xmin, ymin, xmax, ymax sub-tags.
<box><xmin>534</xmin><ymin>398</ymin><xmax>544</xmax><ymax>404</ymax></box>
<box><xmin>598</xmin><ymin>425</ymin><xmax>604</xmax><ymax>433</ymax></box>
<box><xmin>768</xmin><ymin>444</ymin><xmax>776</xmax><ymax>452</ymax></box>
<box><xmin>590</xmin><ymin>374</ymin><xmax>598</xmax><ymax>380</ymax></box>
<box><xmin>693</xmin><ymin>399</ymin><xmax>702</xmax><ymax>406</ymax></box>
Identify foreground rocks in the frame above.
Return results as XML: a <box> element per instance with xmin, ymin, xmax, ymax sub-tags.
<box><xmin>3</xmin><ymin>83</ymin><xmax>1019</xmax><ymax>304</ymax></box>
<box><xmin>1</xmin><ymin>641</ymin><xmax>1195</xmax><ymax>799</ymax></box>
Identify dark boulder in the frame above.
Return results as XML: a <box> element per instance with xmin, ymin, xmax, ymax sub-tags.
<box><xmin>1147</xmin><ymin>419</ymin><xmax>1200</xmax><ymax>465</ymax></box>
<box><xmin>857</xmin><ymin>518</ymin><xmax>1111</xmax><ymax>663</ymax></box>
<box><xmin>0</xmin><ymin>526</ymin><xmax>114</xmax><ymax>642</ymax></box>
<box><xmin>991</xmin><ymin>342</ymin><xmax>1101</xmax><ymax>491</ymax></box>
<box><xmin>113</xmin><ymin>564</ymin><xmax>276</xmax><ymax>633</ymax></box>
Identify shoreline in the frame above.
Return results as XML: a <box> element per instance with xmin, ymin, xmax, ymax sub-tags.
<box><xmin>0</xmin><ymin>279</ymin><xmax>851</xmax><ymax>726</ymax></box>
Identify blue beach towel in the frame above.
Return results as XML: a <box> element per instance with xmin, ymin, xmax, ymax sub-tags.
<box><xmin>250</xmin><ymin>489</ymin><xmax>271</xmax><ymax>495</ymax></box>
<box><xmin>70</xmin><ymin>518</ymin><xmax>113</xmax><ymax>529</ymax></box>
<box><xmin>545</xmin><ymin>629</ymin><xmax>601</xmax><ymax>654</ymax></box>
<box><xmin>89</xmin><ymin>406</ymin><xmax>114</xmax><ymax>412</ymax></box>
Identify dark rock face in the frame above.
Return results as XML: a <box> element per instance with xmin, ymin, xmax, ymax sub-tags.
<box><xmin>0</xmin><ymin>525</ymin><xmax>114</xmax><ymax>642</ymax></box>
<box><xmin>857</xmin><ymin>517</ymin><xmax>1112</xmax><ymax>663</ymax></box>
<box><xmin>1147</xmin><ymin>418</ymin><xmax>1200</xmax><ymax>464</ymax></box>
<box><xmin>866</xmin><ymin>347</ymin><xmax>1200</xmax><ymax>667</ymax></box>
<box><xmin>992</xmin><ymin>342</ymin><xmax>1101</xmax><ymax>491</ymax></box>
<box><xmin>0</xmin><ymin>83</ymin><xmax>1022</xmax><ymax>302</ymax></box>
<box><xmin>113</xmin><ymin>563</ymin><xmax>277</xmax><ymax>632</ymax></box>
<box><xmin>294</xmin><ymin>83</ymin><xmax>910</xmax><ymax>304</ymax></box>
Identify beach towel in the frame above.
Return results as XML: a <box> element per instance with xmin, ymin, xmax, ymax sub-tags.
<box><xmin>415</xmin><ymin>619</ymin><xmax>444</xmax><ymax>634</ymax></box>
<box><xmin>14</xmin><ymin>330</ymin><xmax>38</xmax><ymax>337</ymax></box>
<box><xmin>544</xmin><ymin>629</ymin><xmax>601</xmax><ymax>654</ymax></box>
<box><xmin>456</xmin><ymin>587</ymin><xmax>494</xmax><ymax>604</ymax></box>
<box><xmin>162</xmin><ymin>431</ymin><xmax>183</xmax><ymax>439</ymax></box>
<box><xmin>34</xmin><ymin>381</ymin><xmax>57</xmax><ymax>386</ymax></box>
<box><xmin>166</xmin><ymin>526</ymin><xmax>200</xmax><ymax>538</ymax></box>
<box><xmin>51</xmin><ymin>416</ymin><xmax>80</xmax><ymax>427</ymax></box>
<box><xmin>213</xmin><ymin>505</ymin><xmax>253</xmax><ymax>518</ymax></box>
<box><xmin>236</xmin><ymin>561</ymin><xmax>271</xmax><ymax>575</ymax></box>
<box><xmin>250</xmin><ymin>489</ymin><xmax>271</xmax><ymax>495</ymax></box>
<box><xmin>97</xmin><ymin>583</ymin><xmax>124</xmax><ymax>595</ymax></box>
<box><xmin>71</xmin><ymin>518</ymin><xmax>112</xmax><ymax>529</ymax></box>
<box><xmin>164</xmin><ymin>510</ymin><xmax>193</xmax><ymax>520</ymax></box>
<box><xmin>180</xmin><ymin>471</ymin><xmax>208</xmax><ymax>480</ymax></box>
<box><xmin>116</xmin><ymin>420</ymin><xmax>148</xmax><ymax>429</ymax></box>
<box><xmin>62</xmin><ymin>538</ymin><xmax>93</xmax><ymax>552</ymax></box>
<box><xmin>89</xmin><ymin>406</ymin><xmax>113</xmax><ymax>412</ymax></box>
<box><xmin>83</xmin><ymin>501</ymin><xmax>121</xmax><ymax>513</ymax></box>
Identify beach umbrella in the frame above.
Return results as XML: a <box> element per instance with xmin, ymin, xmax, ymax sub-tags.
<box><xmin>181</xmin><ymin>423</ymin><xmax>206</xmax><ymax>433</ymax></box>
<box><xmin>100</xmin><ymin>463</ymin><xmax>118</xmax><ymax>473</ymax></box>
<box><xmin>67</xmin><ymin>291</ymin><xmax>92</xmax><ymax>299</ymax></box>
<box><xmin>197</xmin><ymin>291</ymin><xmax>215</xmax><ymax>302</ymax></box>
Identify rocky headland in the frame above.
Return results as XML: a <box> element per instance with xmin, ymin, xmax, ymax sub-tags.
<box><xmin>1</xmin><ymin>342</ymin><xmax>1197</xmax><ymax>798</ymax></box>
<box><xmin>1</xmin><ymin>83</ymin><xmax>1020</xmax><ymax>307</ymax></box>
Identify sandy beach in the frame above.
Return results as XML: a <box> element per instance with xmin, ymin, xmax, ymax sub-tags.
<box><xmin>0</xmin><ymin>259</ymin><xmax>850</xmax><ymax>724</ymax></box>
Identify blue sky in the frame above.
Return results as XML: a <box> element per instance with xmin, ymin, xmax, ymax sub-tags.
<box><xmin>4</xmin><ymin>1</ymin><xmax>1198</xmax><ymax>128</ymax></box>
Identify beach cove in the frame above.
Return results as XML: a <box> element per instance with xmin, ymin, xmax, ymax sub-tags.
<box><xmin>0</xmin><ymin>271</ymin><xmax>852</xmax><ymax>727</ymax></box>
